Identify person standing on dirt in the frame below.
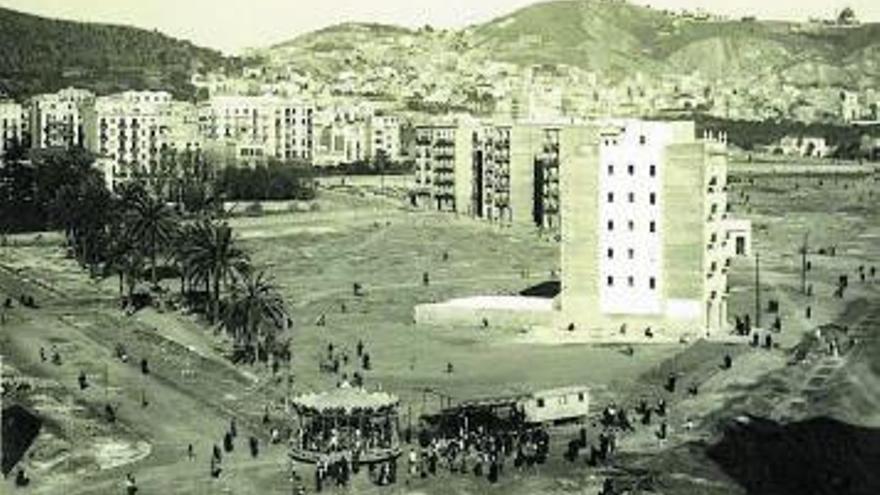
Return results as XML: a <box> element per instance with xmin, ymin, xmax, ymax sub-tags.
<box><xmin>125</xmin><ymin>473</ymin><xmax>138</xmax><ymax>495</ymax></box>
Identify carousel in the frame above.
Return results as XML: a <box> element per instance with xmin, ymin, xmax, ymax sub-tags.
<box><xmin>290</xmin><ymin>383</ymin><xmax>401</xmax><ymax>464</ymax></box>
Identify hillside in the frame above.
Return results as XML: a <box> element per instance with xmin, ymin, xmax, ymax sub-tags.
<box><xmin>0</xmin><ymin>7</ymin><xmax>236</xmax><ymax>99</ymax></box>
<box><xmin>470</xmin><ymin>0</ymin><xmax>880</xmax><ymax>84</ymax></box>
<box><xmin>269</xmin><ymin>0</ymin><xmax>880</xmax><ymax>88</ymax></box>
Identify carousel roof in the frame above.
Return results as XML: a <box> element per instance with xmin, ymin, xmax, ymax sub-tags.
<box><xmin>293</xmin><ymin>384</ymin><xmax>399</xmax><ymax>413</ymax></box>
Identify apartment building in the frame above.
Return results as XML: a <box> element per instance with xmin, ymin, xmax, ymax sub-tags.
<box><xmin>470</xmin><ymin>124</ymin><xmax>562</xmax><ymax>230</ymax></box>
<box><xmin>199</xmin><ymin>95</ymin><xmax>314</xmax><ymax>167</ymax></box>
<box><xmin>315</xmin><ymin>120</ymin><xmax>369</xmax><ymax>166</ymax></box>
<box><xmin>412</xmin><ymin>123</ymin><xmax>475</xmax><ymax>212</ymax></box>
<box><xmin>560</xmin><ymin>120</ymin><xmax>744</xmax><ymax>337</ymax></box>
<box><xmin>82</xmin><ymin>91</ymin><xmax>173</xmax><ymax>189</ymax></box>
<box><xmin>414</xmin><ymin>121</ymin><xmax>565</xmax><ymax>230</ymax></box>
<box><xmin>0</xmin><ymin>100</ymin><xmax>23</xmax><ymax>161</ymax></box>
<box><xmin>28</xmin><ymin>87</ymin><xmax>94</xmax><ymax>149</ymax></box>
<box><xmin>366</xmin><ymin>114</ymin><xmax>402</xmax><ymax>162</ymax></box>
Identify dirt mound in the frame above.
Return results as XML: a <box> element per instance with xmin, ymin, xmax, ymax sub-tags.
<box><xmin>707</xmin><ymin>415</ymin><xmax>880</xmax><ymax>495</ymax></box>
<box><xmin>2</xmin><ymin>404</ymin><xmax>42</xmax><ymax>476</ymax></box>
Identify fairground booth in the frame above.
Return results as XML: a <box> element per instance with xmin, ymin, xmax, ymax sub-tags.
<box><xmin>290</xmin><ymin>384</ymin><xmax>401</xmax><ymax>464</ymax></box>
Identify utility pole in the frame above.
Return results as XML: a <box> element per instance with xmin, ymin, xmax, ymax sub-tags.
<box><xmin>755</xmin><ymin>252</ymin><xmax>761</xmax><ymax>329</ymax></box>
<box><xmin>801</xmin><ymin>232</ymin><xmax>809</xmax><ymax>295</ymax></box>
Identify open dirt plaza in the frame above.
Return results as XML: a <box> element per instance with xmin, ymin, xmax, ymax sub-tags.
<box><xmin>2</xmin><ymin>168</ymin><xmax>880</xmax><ymax>494</ymax></box>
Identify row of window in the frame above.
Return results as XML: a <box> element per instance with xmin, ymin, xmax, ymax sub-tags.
<box><xmin>607</xmin><ymin>192</ymin><xmax>657</xmax><ymax>205</ymax></box>
<box><xmin>607</xmin><ymin>248</ymin><xmax>648</xmax><ymax>260</ymax></box>
<box><xmin>607</xmin><ymin>220</ymin><xmax>657</xmax><ymax>233</ymax></box>
<box><xmin>606</xmin><ymin>276</ymin><xmax>657</xmax><ymax>289</ymax></box>
<box><xmin>607</xmin><ymin>164</ymin><xmax>657</xmax><ymax>177</ymax></box>
<box><xmin>603</xmin><ymin>135</ymin><xmax>650</xmax><ymax>146</ymax></box>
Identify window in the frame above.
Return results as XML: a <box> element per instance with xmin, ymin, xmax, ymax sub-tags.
<box><xmin>537</xmin><ymin>398</ymin><xmax>545</xmax><ymax>408</ymax></box>
<box><xmin>639</xmin><ymin>135</ymin><xmax>646</xmax><ymax>145</ymax></box>
<box><xmin>628</xmin><ymin>164</ymin><xmax>635</xmax><ymax>175</ymax></box>
<box><xmin>607</xmin><ymin>192</ymin><xmax>614</xmax><ymax>203</ymax></box>
<box><xmin>628</xmin><ymin>248</ymin><xmax>635</xmax><ymax>259</ymax></box>
<box><xmin>650</xmin><ymin>165</ymin><xmax>656</xmax><ymax>177</ymax></box>
<box><xmin>649</xmin><ymin>221</ymin><xmax>656</xmax><ymax>233</ymax></box>
<box><xmin>650</xmin><ymin>192</ymin><xmax>656</xmax><ymax>205</ymax></box>
<box><xmin>649</xmin><ymin>277</ymin><xmax>656</xmax><ymax>290</ymax></box>
<box><xmin>628</xmin><ymin>220</ymin><xmax>635</xmax><ymax>231</ymax></box>
<box><xmin>578</xmin><ymin>393</ymin><xmax>585</xmax><ymax>402</ymax></box>
<box><xmin>628</xmin><ymin>192</ymin><xmax>635</xmax><ymax>203</ymax></box>
<box><xmin>607</xmin><ymin>220</ymin><xmax>614</xmax><ymax>231</ymax></box>
<box><xmin>607</xmin><ymin>276</ymin><xmax>614</xmax><ymax>287</ymax></box>
<box><xmin>607</xmin><ymin>164</ymin><xmax>614</xmax><ymax>175</ymax></box>
<box><xmin>736</xmin><ymin>236</ymin><xmax>746</xmax><ymax>255</ymax></box>
<box><xmin>607</xmin><ymin>248</ymin><xmax>614</xmax><ymax>259</ymax></box>
<box><xmin>628</xmin><ymin>276</ymin><xmax>635</xmax><ymax>287</ymax></box>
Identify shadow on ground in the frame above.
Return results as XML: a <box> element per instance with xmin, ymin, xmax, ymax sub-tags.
<box><xmin>707</xmin><ymin>415</ymin><xmax>880</xmax><ymax>495</ymax></box>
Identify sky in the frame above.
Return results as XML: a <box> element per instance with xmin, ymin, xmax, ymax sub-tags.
<box><xmin>0</xmin><ymin>0</ymin><xmax>877</xmax><ymax>54</ymax></box>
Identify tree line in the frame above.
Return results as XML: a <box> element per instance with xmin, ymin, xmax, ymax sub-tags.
<box><xmin>1</xmin><ymin>144</ymin><xmax>293</xmax><ymax>365</ymax></box>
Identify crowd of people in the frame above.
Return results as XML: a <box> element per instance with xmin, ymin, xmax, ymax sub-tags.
<box><xmin>406</xmin><ymin>414</ymin><xmax>550</xmax><ymax>485</ymax></box>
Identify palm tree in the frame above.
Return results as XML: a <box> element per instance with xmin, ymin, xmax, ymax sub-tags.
<box><xmin>180</xmin><ymin>219</ymin><xmax>249</xmax><ymax>322</ymax></box>
<box><xmin>220</xmin><ymin>269</ymin><xmax>289</xmax><ymax>364</ymax></box>
<box><xmin>124</xmin><ymin>191</ymin><xmax>179</xmax><ymax>287</ymax></box>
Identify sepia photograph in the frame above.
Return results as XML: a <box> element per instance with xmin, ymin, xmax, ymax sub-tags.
<box><xmin>1</xmin><ymin>0</ymin><xmax>879</xmax><ymax>493</ymax></box>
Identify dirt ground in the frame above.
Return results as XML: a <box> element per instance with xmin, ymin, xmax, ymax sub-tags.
<box><xmin>1</xmin><ymin>171</ymin><xmax>879</xmax><ymax>494</ymax></box>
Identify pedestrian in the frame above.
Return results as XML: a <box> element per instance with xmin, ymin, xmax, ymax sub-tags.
<box><xmin>125</xmin><ymin>473</ymin><xmax>138</xmax><ymax>495</ymax></box>
<box><xmin>723</xmin><ymin>354</ymin><xmax>733</xmax><ymax>369</ymax></box>
<box><xmin>357</xmin><ymin>339</ymin><xmax>364</xmax><ymax>357</ymax></box>
<box><xmin>230</xmin><ymin>417</ymin><xmax>237</xmax><ymax>438</ymax></box>
<box><xmin>141</xmin><ymin>358</ymin><xmax>149</xmax><ymax>375</ymax></box>
<box><xmin>362</xmin><ymin>353</ymin><xmax>371</xmax><ymax>370</ymax></box>
<box><xmin>78</xmin><ymin>371</ymin><xmax>89</xmax><ymax>390</ymax></box>
<box><xmin>15</xmin><ymin>468</ymin><xmax>30</xmax><ymax>487</ymax></box>
<box><xmin>249</xmin><ymin>436</ymin><xmax>259</xmax><ymax>458</ymax></box>
<box><xmin>188</xmin><ymin>443</ymin><xmax>194</xmax><ymax>460</ymax></box>
<box><xmin>40</xmin><ymin>347</ymin><xmax>46</xmax><ymax>362</ymax></box>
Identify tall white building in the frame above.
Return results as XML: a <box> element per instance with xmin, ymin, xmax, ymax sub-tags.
<box><xmin>199</xmin><ymin>95</ymin><xmax>314</xmax><ymax>167</ymax></box>
<box><xmin>0</xmin><ymin>100</ymin><xmax>24</xmax><ymax>161</ymax></box>
<box><xmin>561</xmin><ymin>120</ymin><xmax>746</xmax><ymax>338</ymax></box>
<box><xmin>28</xmin><ymin>87</ymin><xmax>94</xmax><ymax>149</ymax></box>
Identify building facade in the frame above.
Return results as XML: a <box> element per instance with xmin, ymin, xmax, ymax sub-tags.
<box><xmin>82</xmin><ymin>91</ymin><xmax>173</xmax><ymax>189</ymax></box>
<box><xmin>560</xmin><ymin>121</ymin><xmax>743</xmax><ymax>338</ymax></box>
<box><xmin>367</xmin><ymin>114</ymin><xmax>402</xmax><ymax>162</ymax></box>
<box><xmin>28</xmin><ymin>87</ymin><xmax>94</xmax><ymax>149</ymax></box>
<box><xmin>412</xmin><ymin>123</ymin><xmax>475</xmax><ymax>212</ymax></box>
<box><xmin>0</xmin><ymin>100</ymin><xmax>23</xmax><ymax>161</ymax></box>
<box><xmin>199</xmin><ymin>95</ymin><xmax>314</xmax><ymax>167</ymax></box>
<box><xmin>415</xmin><ymin>121</ymin><xmax>564</xmax><ymax>231</ymax></box>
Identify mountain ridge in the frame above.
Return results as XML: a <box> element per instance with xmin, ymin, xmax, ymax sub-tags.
<box><xmin>0</xmin><ymin>6</ymin><xmax>236</xmax><ymax>99</ymax></box>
